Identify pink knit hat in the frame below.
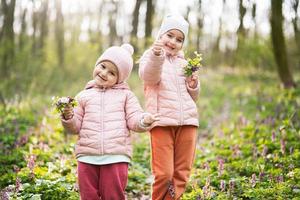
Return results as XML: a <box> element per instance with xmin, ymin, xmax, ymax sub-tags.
<box><xmin>95</xmin><ymin>43</ymin><xmax>134</xmax><ymax>83</ymax></box>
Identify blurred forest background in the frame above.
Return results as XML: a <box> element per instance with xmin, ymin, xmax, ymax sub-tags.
<box><xmin>1</xmin><ymin>0</ymin><xmax>300</xmax><ymax>199</ymax></box>
<box><xmin>0</xmin><ymin>0</ymin><xmax>299</xmax><ymax>103</ymax></box>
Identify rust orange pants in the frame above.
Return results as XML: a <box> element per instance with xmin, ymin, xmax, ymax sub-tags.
<box><xmin>150</xmin><ymin>125</ymin><xmax>197</xmax><ymax>200</ymax></box>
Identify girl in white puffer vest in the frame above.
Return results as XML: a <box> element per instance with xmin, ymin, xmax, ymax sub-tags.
<box><xmin>61</xmin><ymin>43</ymin><xmax>159</xmax><ymax>200</ymax></box>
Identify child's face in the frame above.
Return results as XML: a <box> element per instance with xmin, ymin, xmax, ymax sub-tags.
<box><xmin>93</xmin><ymin>61</ymin><xmax>118</xmax><ymax>88</ymax></box>
<box><xmin>160</xmin><ymin>29</ymin><xmax>184</xmax><ymax>55</ymax></box>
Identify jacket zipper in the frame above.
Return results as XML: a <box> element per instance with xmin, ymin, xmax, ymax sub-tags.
<box><xmin>100</xmin><ymin>90</ymin><xmax>104</xmax><ymax>155</ymax></box>
<box><xmin>173</xmin><ymin>59</ymin><xmax>183</xmax><ymax>125</ymax></box>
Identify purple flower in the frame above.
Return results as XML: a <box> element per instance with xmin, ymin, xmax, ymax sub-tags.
<box><xmin>252</xmin><ymin>145</ymin><xmax>258</xmax><ymax>159</ymax></box>
<box><xmin>27</xmin><ymin>155</ymin><xmax>36</xmax><ymax>172</ymax></box>
<box><xmin>232</xmin><ymin>144</ymin><xmax>242</xmax><ymax>158</ymax></box>
<box><xmin>251</xmin><ymin>173</ymin><xmax>257</xmax><ymax>187</ymax></box>
<box><xmin>262</xmin><ymin>145</ymin><xmax>268</xmax><ymax>157</ymax></box>
<box><xmin>15</xmin><ymin>177</ymin><xmax>22</xmax><ymax>193</ymax></box>
<box><xmin>271</xmin><ymin>131</ymin><xmax>276</xmax><ymax>142</ymax></box>
<box><xmin>276</xmin><ymin>175</ymin><xmax>284</xmax><ymax>183</ymax></box>
<box><xmin>202</xmin><ymin>177</ymin><xmax>211</xmax><ymax>198</ymax></box>
<box><xmin>168</xmin><ymin>181</ymin><xmax>175</xmax><ymax>198</ymax></box>
<box><xmin>220</xmin><ymin>180</ymin><xmax>226</xmax><ymax>192</ymax></box>
<box><xmin>191</xmin><ymin>66</ymin><xmax>198</xmax><ymax>72</ymax></box>
<box><xmin>16</xmin><ymin>135</ymin><xmax>29</xmax><ymax>147</ymax></box>
<box><xmin>280</xmin><ymin>139</ymin><xmax>286</xmax><ymax>155</ymax></box>
<box><xmin>0</xmin><ymin>190</ymin><xmax>9</xmax><ymax>200</ymax></box>
<box><xmin>259</xmin><ymin>172</ymin><xmax>265</xmax><ymax>181</ymax></box>
<box><xmin>203</xmin><ymin>162</ymin><xmax>210</xmax><ymax>170</ymax></box>
<box><xmin>229</xmin><ymin>180</ymin><xmax>235</xmax><ymax>191</ymax></box>
<box><xmin>269</xmin><ymin>174</ymin><xmax>273</xmax><ymax>182</ymax></box>
<box><xmin>218</xmin><ymin>158</ymin><xmax>224</xmax><ymax>176</ymax></box>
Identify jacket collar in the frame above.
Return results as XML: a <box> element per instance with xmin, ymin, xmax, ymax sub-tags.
<box><xmin>84</xmin><ymin>80</ymin><xmax>130</xmax><ymax>90</ymax></box>
<box><xmin>165</xmin><ymin>50</ymin><xmax>185</xmax><ymax>60</ymax></box>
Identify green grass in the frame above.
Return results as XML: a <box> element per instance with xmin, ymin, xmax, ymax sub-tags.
<box><xmin>0</xmin><ymin>66</ymin><xmax>299</xmax><ymax>199</ymax></box>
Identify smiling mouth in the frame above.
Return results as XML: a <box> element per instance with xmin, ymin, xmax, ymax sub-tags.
<box><xmin>165</xmin><ymin>45</ymin><xmax>175</xmax><ymax>50</ymax></box>
<box><xmin>97</xmin><ymin>74</ymin><xmax>107</xmax><ymax>81</ymax></box>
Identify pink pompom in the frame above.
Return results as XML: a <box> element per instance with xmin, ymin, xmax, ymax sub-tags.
<box><xmin>121</xmin><ymin>43</ymin><xmax>134</xmax><ymax>55</ymax></box>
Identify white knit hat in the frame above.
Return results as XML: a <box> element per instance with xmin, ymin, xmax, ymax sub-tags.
<box><xmin>157</xmin><ymin>14</ymin><xmax>189</xmax><ymax>40</ymax></box>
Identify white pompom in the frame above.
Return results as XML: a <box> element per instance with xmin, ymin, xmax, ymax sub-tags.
<box><xmin>121</xmin><ymin>43</ymin><xmax>134</xmax><ymax>55</ymax></box>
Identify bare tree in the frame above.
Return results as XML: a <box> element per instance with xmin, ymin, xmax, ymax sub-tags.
<box><xmin>251</xmin><ymin>1</ymin><xmax>257</xmax><ymax>38</ymax></box>
<box><xmin>32</xmin><ymin>3</ymin><xmax>38</xmax><ymax>56</ymax></box>
<box><xmin>145</xmin><ymin>0</ymin><xmax>154</xmax><ymax>47</ymax></box>
<box><xmin>38</xmin><ymin>0</ymin><xmax>49</xmax><ymax>52</ymax></box>
<box><xmin>236</xmin><ymin>0</ymin><xmax>247</xmax><ymax>51</ymax></box>
<box><xmin>292</xmin><ymin>0</ymin><xmax>300</xmax><ymax>54</ymax></box>
<box><xmin>237</xmin><ymin>0</ymin><xmax>246</xmax><ymax>37</ymax></box>
<box><xmin>213</xmin><ymin>0</ymin><xmax>226</xmax><ymax>53</ymax></box>
<box><xmin>89</xmin><ymin>2</ymin><xmax>104</xmax><ymax>52</ymax></box>
<box><xmin>0</xmin><ymin>0</ymin><xmax>16</xmax><ymax>79</ymax></box>
<box><xmin>108</xmin><ymin>1</ymin><xmax>119</xmax><ymax>46</ymax></box>
<box><xmin>130</xmin><ymin>0</ymin><xmax>143</xmax><ymax>52</ymax></box>
<box><xmin>270</xmin><ymin>0</ymin><xmax>296</xmax><ymax>88</ymax></box>
<box><xmin>55</xmin><ymin>0</ymin><xmax>65</xmax><ymax>67</ymax></box>
<box><xmin>19</xmin><ymin>7</ymin><xmax>27</xmax><ymax>50</ymax></box>
<box><xmin>196</xmin><ymin>0</ymin><xmax>204</xmax><ymax>52</ymax></box>
<box><xmin>0</xmin><ymin>0</ymin><xmax>16</xmax><ymax>105</ymax></box>
<box><xmin>30</xmin><ymin>0</ymin><xmax>49</xmax><ymax>57</ymax></box>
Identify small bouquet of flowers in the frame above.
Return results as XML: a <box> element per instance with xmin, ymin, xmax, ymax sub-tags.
<box><xmin>52</xmin><ymin>96</ymin><xmax>77</xmax><ymax>114</ymax></box>
<box><xmin>183</xmin><ymin>51</ymin><xmax>203</xmax><ymax>77</ymax></box>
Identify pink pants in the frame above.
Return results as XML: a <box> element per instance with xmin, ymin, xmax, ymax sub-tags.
<box><xmin>77</xmin><ymin>162</ymin><xmax>128</xmax><ymax>200</ymax></box>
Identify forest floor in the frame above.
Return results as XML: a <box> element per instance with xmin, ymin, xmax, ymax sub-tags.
<box><xmin>1</xmin><ymin>66</ymin><xmax>299</xmax><ymax>199</ymax></box>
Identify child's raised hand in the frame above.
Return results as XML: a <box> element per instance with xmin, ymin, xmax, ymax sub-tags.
<box><xmin>62</xmin><ymin>104</ymin><xmax>74</xmax><ymax>120</ymax></box>
<box><xmin>186</xmin><ymin>72</ymin><xmax>199</xmax><ymax>89</ymax></box>
<box><xmin>152</xmin><ymin>40</ymin><xmax>164</xmax><ymax>56</ymax></box>
<box><xmin>142</xmin><ymin>113</ymin><xmax>160</xmax><ymax>126</ymax></box>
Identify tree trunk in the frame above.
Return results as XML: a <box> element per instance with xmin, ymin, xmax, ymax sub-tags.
<box><xmin>252</xmin><ymin>2</ymin><xmax>257</xmax><ymax>38</ymax></box>
<box><xmin>270</xmin><ymin>0</ymin><xmax>296</xmax><ymax>88</ymax></box>
<box><xmin>0</xmin><ymin>0</ymin><xmax>16</xmax><ymax>80</ymax></box>
<box><xmin>292</xmin><ymin>0</ymin><xmax>300</xmax><ymax>55</ymax></box>
<box><xmin>32</xmin><ymin>6</ymin><xmax>38</xmax><ymax>56</ymax></box>
<box><xmin>38</xmin><ymin>0</ymin><xmax>49</xmax><ymax>52</ymax></box>
<box><xmin>130</xmin><ymin>0</ymin><xmax>143</xmax><ymax>52</ymax></box>
<box><xmin>236</xmin><ymin>0</ymin><xmax>246</xmax><ymax>53</ymax></box>
<box><xmin>196</xmin><ymin>0</ymin><xmax>203</xmax><ymax>52</ymax></box>
<box><xmin>237</xmin><ymin>0</ymin><xmax>246</xmax><ymax>37</ymax></box>
<box><xmin>213</xmin><ymin>0</ymin><xmax>225</xmax><ymax>53</ymax></box>
<box><xmin>108</xmin><ymin>1</ymin><xmax>118</xmax><ymax>46</ymax></box>
<box><xmin>55</xmin><ymin>0</ymin><xmax>65</xmax><ymax>67</ymax></box>
<box><xmin>19</xmin><ymin>7</ymin><xmax>27</xmax><ymax>50</ymax></box>
<box><xmin>96</xmin><ymin>3</ymin><xmax>104</xmax><ymax>52</ymax></box>
<box><xmin>145</xmin><ymin>0</ymin><xmax>154</xmax><ymax>48</ymax></box>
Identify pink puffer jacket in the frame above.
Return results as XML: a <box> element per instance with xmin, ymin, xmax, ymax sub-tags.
<box><xmin>61</xmin><ymin>81</ymin><xmax>146</xmax><ymax>158</ymax></box>
<box><xmin>139</xmin><ymin>49</ymin><xmax>199</xmax><ymax>128</ymax></box>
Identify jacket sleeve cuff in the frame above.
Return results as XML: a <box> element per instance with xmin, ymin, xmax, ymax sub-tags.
<box><xmin>149</xmin><ymin>49</ymin><xmax>165</xmax><ymax>62</ymax></box>
<box><xmin>136</xmin><ymin>113</ymin><xmax>151</xmax><ymax>131</ymax></box>
<box><xmin>186</xmin><ymin>81</ymin><xmax>200</xmax><ymax>101</ymax></box>
<box><xmin>61</xmin><ymin>117</ymin><xmax>78</xmax><ymax>134</ymax></box>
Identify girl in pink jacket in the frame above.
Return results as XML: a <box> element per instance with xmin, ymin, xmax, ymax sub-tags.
<box><xmin>139</xmin><ymin>15</ymin><xmax>200</xmax><ymax>199</ymax></box>
<box><xmin>61</xmin><ymin>44</ymin><xmax>159</xmax><ymax>200</ymax></box>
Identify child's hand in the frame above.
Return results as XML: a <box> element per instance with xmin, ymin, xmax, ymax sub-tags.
<box><xmin>62</xmin><ymin>105</ymin><xmax>74</xmax><ymax>120</ymax></box>
<box><xmin>186</xmin><ymin>73</ymin><xmax>199</xmax><ymax>89</ymax></box>
<box><xmin>142</xmin><ymin>113</ymin><xmax>160</xmax><ymax>126</ymax></box>
<box><xmin>152</xmin><ymin>40</ymin><xmax>164</xmax><ymax>56</ymax></box>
